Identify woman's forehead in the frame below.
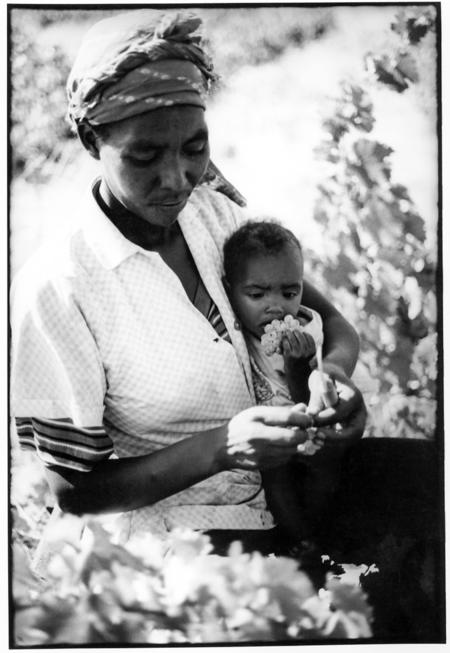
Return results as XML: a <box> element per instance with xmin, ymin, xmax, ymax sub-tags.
<box><xmin>108</xmin><ymin>105</ymin><xmax>208</xmax><ymax>146</ymax></box>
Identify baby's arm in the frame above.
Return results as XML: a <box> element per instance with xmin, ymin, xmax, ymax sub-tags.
<box><xmin>261</xmin><ymin>315</ymin><xmax>321</xmax><ymax>404</ymax></box>
<box><xmin>281</xmin><ymin>329</ymin><xmax>317</xmax><ymax>404</ymax></box>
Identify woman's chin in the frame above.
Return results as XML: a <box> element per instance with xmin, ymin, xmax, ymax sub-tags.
<box><xmin>142</xmin><ymin>200</ymin><xmax>188</xmax><ymax>227</ymax></box>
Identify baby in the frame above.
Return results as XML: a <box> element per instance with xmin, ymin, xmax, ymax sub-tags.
<box><xmin>223</xmin><ymin>219</ymin><xmax>341</xmax><ymax>543</ymax></box>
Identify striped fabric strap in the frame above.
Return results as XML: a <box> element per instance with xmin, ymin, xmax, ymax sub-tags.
<box><xmin>207</xmin><ymin>300</ymin><xmax>231</xmax><ymax>343</ymax></box>
<box><xmin>15</xmin><ymin>416</ymin><xmax>114</xmax><ymax>472</ymax></box>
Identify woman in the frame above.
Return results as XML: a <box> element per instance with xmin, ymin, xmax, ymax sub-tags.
<box><xmin>11</xmin><ymin>9</ymin><xmax>368</xmax><ymax>551</ymax></box>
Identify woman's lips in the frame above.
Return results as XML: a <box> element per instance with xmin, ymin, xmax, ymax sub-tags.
<box><xmin>149</xmin><ymin>196</ymin><xmax>188</xmax><ymax>208</ymax></box>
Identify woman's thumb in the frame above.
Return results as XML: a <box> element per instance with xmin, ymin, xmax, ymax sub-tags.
<box><xmin>307</xmin><ymin>372</ymin><xmax>325</xmax><ymax>415</ymax></box>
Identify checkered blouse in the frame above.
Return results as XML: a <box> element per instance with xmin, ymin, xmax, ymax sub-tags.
<box><xmin>11</xmin><ymin>183</ymin><xmax>275</xmax><ymax>538</ymax></box>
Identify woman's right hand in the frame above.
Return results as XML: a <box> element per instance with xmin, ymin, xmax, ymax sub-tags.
<box><xmin>218</xmin><ymin>405</ymin><xmax>313</xmax><ymax>471</ymax></box>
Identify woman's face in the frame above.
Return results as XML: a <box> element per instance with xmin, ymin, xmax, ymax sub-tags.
<box><xmin>95</xmin><ymin>105</ymin><xmax>210</xmax><ymax>227</ymax></box>
<box><xmin>228</xmin><ymin>244</ymin><xmax>304</xmax><ymax>339</ymax></box>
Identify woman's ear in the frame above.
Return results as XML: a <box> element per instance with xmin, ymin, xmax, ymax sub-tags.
<box><xmin>77</xmin><ymin>123</ymin><xmax>101</xmax><ymax>160</ymax></box>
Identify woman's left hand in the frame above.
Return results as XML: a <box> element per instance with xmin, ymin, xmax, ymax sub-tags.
<box><xmin>306</xmin><ymin>362</ymin><xmax>367</xmax><ymax>445</ymax></box>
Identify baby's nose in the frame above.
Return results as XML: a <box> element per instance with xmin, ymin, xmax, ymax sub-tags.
<box><xmin>266</xmin><ymin>303</ymin><xmax>284</xmax><ymax>317</ymax></box>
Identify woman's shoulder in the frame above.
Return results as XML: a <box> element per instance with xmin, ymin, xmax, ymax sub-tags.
<box><xmin>11</xmin><ymin>228</ymin><xmax>92</xmax><ymax>312</ymax></box>
<box><xmin>189</xmin><ymin>184</ymin><xmax>248</xmax><ymax>234</ymax></box>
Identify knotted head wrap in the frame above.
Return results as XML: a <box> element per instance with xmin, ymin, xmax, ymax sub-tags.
<box><xmin>67</xmin><ymin>10</ymin><xmax>216</xmax><ymax>127</ymax></box>
<box><xmin>67</xmin><ymin>9</ymin><xmax>246</xmax><ymax>206</ymax></box>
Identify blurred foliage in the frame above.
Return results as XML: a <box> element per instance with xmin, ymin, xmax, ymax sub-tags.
<box><xmin>365</xmin><ymin>5</ymin><xmax>436</xmax><ymax>96</ymax></box>
<box><xmin>11</xmin><ymin>446</ymin><xmax>374</xmax><ymax>645</ymax></box>
<box><xmin>200</xmin><ymin>7</ymin><xmax>333</xmax><ymax>79</ymax></box>
<box><xmin>11</xmin><ymin>451</ymin><xmax>52</xmax><ymax>558</ymax></box>
<box><xmin>310</xmin><ymin>6</ymin><xmax>437</xmax><ymax>438</ymax></box>
<box><xmin>10</xmin><ymin>11</ymin><xmax>75</xmax><ymax>183</ymax></box>
<box><xmin>13</xmin><ymin>515</ymin><xmax>373</xmax><ymax>645</ymax></box>
<box><xmin>9</xmin><ymin>6</ymin><xmax>333</xmax><ymax>183</ymax></box>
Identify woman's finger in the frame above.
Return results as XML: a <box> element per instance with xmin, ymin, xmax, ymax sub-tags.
<box><xmin>292</xmin><ymin>402</ymin><xmax>308</xmax><ymax>413</ymax></box>
<box><xmin>255</xmin><ymin>405</ymin><xmax>313</xmax><ymax>429</ymax></box>
<box><xmin>254</xmin><ymin>425</ymin><xmax>310</xmax><ymax>446</ymax></box>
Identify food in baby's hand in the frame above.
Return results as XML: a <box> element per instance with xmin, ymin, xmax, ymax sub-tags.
<box><xmin>261</xmin><ymin>315</ymin><xmax>301</xmax><ymax>355</ymax></box>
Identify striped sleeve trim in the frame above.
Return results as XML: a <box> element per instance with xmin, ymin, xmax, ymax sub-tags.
<box><xmin>36</xmin><ymin>448</ymin><xmax>100</xmax><ymax>473</ymax></box>
<box><xmin>207</xmin><ymin>301</ymin><xmax>231</xmax><ymax>343</ymax></box>
<box><xmin>14</xmin><ymin>417</ymin><xmax>114</xmax><ymax>472</ymax></box>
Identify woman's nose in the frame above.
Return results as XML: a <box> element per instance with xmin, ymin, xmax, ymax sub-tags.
<box><xmin>159</xmin><ymin>155</ymin><xmax>188</xmax><ymax>192</ymax></box>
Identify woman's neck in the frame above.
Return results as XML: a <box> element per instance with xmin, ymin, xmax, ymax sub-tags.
<box><xmin>96</xmin><ymin>179</ymin><xmax>178</xmax><ymax>250</ymax></box>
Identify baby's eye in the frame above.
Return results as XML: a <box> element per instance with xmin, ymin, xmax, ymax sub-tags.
<box><xmin>283</xmin><ymin>291</ymin><xmax>299</xmax><ymax>299</ymax></box>
<box><xmin>248</xmin><ymin>292</ymin><xmax>264</xmax><ymax>299</ymax></box>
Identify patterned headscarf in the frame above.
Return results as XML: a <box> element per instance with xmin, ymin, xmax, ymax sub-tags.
<box><xmin>67</xmin><ymin>10</ymin><xmax>245</xmax><ymax>206</ymax></box>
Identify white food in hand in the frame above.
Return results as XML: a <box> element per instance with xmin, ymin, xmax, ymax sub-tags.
<box><xmin>261</xmin><ymin>315</ymin><xmax>301</xmax><ymax>355</ymax></box>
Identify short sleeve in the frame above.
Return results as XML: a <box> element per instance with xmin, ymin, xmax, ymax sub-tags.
<box><xmin>14</xmin><ymin>416</ymin><xmax>114</xmax><ymax>472</ymax></box>
<box><xmin>10</xmin><ymin>266</ymin><xmax>107</xmax><ymax>428</ymax></box>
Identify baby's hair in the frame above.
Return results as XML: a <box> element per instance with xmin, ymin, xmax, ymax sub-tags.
<box><xmin>223</xmin><ymin>219</ymin><xmax>302</xmax><ymax>284</ymax></box>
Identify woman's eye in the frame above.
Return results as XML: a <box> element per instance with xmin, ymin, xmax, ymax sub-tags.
<box><xmin>126</xmin><ymin>153</ymin><xmax>156</xmax><ymax>167</ymax></box>
<box><xmin>185</xmin><ymin>141</ymin><xmax>207</xmax><ymax>156</ymax></box>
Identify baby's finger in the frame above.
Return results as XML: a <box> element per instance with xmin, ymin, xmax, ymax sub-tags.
<box><xmin>291</xmin><ymin>330</ymin><xmax>308</xmax><ymax>356</ymax></box>
<box><xmin>281</xmin><ymin>333</ymin><xmax>293</xmax><ymax>355</ymax></box>
<box><xmin>284</xmin><ymin>331</ymin><xmax>300</xmax><ymax>354</ymax></box>
<box><xmin>310</xmin><ymin>405</ymin><xmax>338</xmax><ymax>427</ymax></box>
<box><xmin>320</xmin><ymin>408</ymin><xmax>366</xmax><ymax>443</ymax></box>
<box><xmin>334</xmin><ymin>379</ymin><xmax>358</xmax><ymax>403</ymax></box>
<box><xmin>303</xmin><ymin>332</ymin><xmax>317</xmax><ymax>356</ymax></box>
<box><xmin>312</xmin><ymin>391</ymin><xmax>357</xmax><ymax>427</ymax></box>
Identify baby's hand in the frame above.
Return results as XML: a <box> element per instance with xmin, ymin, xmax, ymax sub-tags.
<box><xmin>281</xmin><ymin>329</ymin><xmax>316</xmax><ymax>362</ymax></box>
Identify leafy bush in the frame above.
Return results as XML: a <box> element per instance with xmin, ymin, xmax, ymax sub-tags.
<box><xmin>10</xmin><ymin>11</ymin><xmax>75</xmax><ymax>183</ymax></box>
<box><xmin>9</xmin><ymin>6</ymin><xmax>334</xmax><ymax>184</ymax></box>
<box><xmin>13</xmin><ymin>518</ymin><xmax>373</xmax><ymax>645</ymax></box>
<box><xmin>309</xmin><ymin>6</ymin><xmax>437</xmax><ymax>438</ymax></box>
<box><xmin>10</xmin><ymin>446</ymin><xmax>374</xmax><ymax>645</ymax></box>
<box><xmin>200</xmin><ymin>7</ymin><xmax>334</xmax><ymax>78</ymax></box>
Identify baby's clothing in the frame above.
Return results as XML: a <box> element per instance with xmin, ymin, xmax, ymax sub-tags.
<box><xmin>246</xmin><ymin>306</ymin><xmax>324</xmax><ymax>407</ymax></box>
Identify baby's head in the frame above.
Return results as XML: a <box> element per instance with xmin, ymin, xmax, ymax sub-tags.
<box><xmin>223</xmin><ymin>220</ymin><xmax>304</xmax><ymax>338</ymax></box>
